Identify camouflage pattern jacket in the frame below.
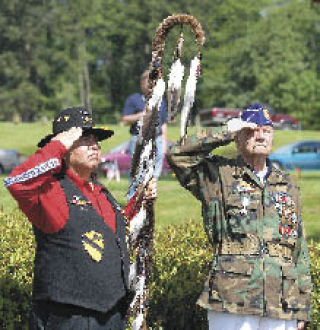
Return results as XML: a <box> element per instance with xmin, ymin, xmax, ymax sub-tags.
<box><xmin>167</xmin><ymin>126</ymin><xmax>312</xmax><ymax>321</ymax></box>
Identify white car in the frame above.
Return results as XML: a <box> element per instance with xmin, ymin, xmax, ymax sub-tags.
<box><xmin>0</xmin><ymin>149</ymin><xmax>20</xmax><ymax>174</ymax></box>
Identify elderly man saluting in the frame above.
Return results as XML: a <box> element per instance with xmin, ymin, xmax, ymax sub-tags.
<box><xmin>4</xmin><ymin>107</ymin><xmax>156</xmax><ymax>330</ymax></box>
<box><xmin>167</xmin><ymin>103</ymin><xmax>312</xmax><ymax>330</ymax></box>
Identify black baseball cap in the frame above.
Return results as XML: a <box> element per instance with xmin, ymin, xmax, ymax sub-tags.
<box><xmin>37</xmin><ymin>107</ymin><xmax>114</xmax><ymax>148</ymax></box>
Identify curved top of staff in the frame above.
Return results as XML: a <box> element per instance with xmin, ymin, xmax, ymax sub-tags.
<box><xmin>148</xmin><ymin>14</ymin><xmax>205</xmax><ymax>126</ymax></box>
<box><xmin>130</xmin><ymin>14</ymin><xmax>205</xmax><ymax>178</ymax></box>
<box><xmin>151</xmin><ymin>14</ymin><xmax>205</xmax><ymax>63</ymax></box>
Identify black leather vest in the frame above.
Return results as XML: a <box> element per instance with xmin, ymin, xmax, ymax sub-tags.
<box><xmin>32</xmin><ymin>176</ymin><xmax>129</xmax><ymax>313</ymax></box>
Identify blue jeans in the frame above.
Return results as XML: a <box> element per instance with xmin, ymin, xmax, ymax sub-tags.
<box><xmin>128</xmin><ymin>134</ymin><xmax>163</xmax><ymax>199</ymax></box>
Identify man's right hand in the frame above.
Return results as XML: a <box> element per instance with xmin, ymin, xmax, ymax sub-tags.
<box><xmin>122</xmin><ymin>112</ymin><xmax>144</xmax><ymax>126</ymax></box>
<box><xmin>52</xmin><ymin>127</ymin><xmax>83</xmax><ymax>150</ymax></box>
<box><xmin>227</xmin><ymin>117</ymin><xmax>257</xmax><ymax>134</ymax></box>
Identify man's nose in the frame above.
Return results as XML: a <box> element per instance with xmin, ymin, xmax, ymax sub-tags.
<box><xmin>255</xmin><ymin>128</ymin><xmax>265</xmax><ymax>139</ymax></box>
<box><xmin>88</xmin><ymin>137</ymin><xmax>100</xmax><ymax>149</ymax></box>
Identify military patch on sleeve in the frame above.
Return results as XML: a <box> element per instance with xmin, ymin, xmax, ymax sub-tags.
<box><xmin>82</xmin><ymin>231</ymin><xmax>104</xmax><ymax>262</ymax></box>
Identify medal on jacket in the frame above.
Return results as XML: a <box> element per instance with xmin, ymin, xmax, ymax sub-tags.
<box><xmin>236</xmin><ymin>181</ymin><xmax>255</xmax><ymax>194</ymax></box>
<box><xmin>240</xmin><ymin>196</ymin><xmax>250</xmax><ymax>215</ymax></box>
<box><xmin>273</xmin><ymin>192</ymin><xmax>298</xmax><ymax>238</ymax></box>
<box><xmin>69</xmin><ymin>195</ymin><xmax>92</xmax><ymax>210</ymax></box>
<box><xmin>234</xmin><ymin>180</ymin><xmax>256</xmax><ymax>215</ymax></box>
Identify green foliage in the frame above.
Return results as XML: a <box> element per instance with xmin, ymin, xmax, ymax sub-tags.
<box><xmin>1</xmin><ymin>211</ymin><xmax>320</xmax><ymax>329</ymax></box>
<box><xmin>309</xmin><ymin>242</ymin><xmax>320</xmax><ymax>327</ymax></box>
<box><xmin>1</xmin><ymin>0</ymin><xmax>320</xmax><ymax>126</ymax></box>
<box><xmin>148</xmin><ymin>221</ymin><xmax>211</xmax><ymax>329</ymax></box>
<box><xmin>0</xmin><ymin>208</ymin><xmax>34</xmax><ymax>329</ymax></box>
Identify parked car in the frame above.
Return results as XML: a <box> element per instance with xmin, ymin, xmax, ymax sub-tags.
<box><xmin>199</xmin><ymin>106</ymin><xmax>300</xmax><ymax>130</ymax></box>
<box><xmin>0</xmin><ymin>149</ymin><xmax>20</xmax><ymax>174</ymax></box>
<box><xmin>100</xmin><ymin>141</ymin><xmax>172</xmax><ymax>176</ymax></box>
<box><xmin>269</xmin><ymin>140</ymin><xmax>320</xmax><ymax>170</ymax></box>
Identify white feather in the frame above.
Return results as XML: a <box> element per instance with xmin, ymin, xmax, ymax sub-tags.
<box><xmin>129</xmin><ymin>207</ymin><xmax>147</xmax><ymax>243</ymax></box>
<box><xmin>128</xmin><ymin>139</ymin><xmax>154</xmax><ymax>203</ymax></box>
<box><xmin>129</xmin><ymin>262</ymin><xmax>137</xmax><ymax>290</ymax></box>
<box><xmin>147</xmin><ymin>78</ymin><xmax>166</xmax><ymax>111</ymax></box>
<box><xmin>132</xmin><ymin>313</ymin><xmax>144</xmax><ymax>330</ymax></box>
<box><xmin>181</xmin><ymin>57</ymin><xmax>200</xmax><ymax>138</ymax></box>
<box><xmin>168</xmin><ymin>59</ymin><xmax>184</xmax><ymax>90</ymax></box>
<box><xmin>134</xmin><ymin>140</ymin><xmax>154</xmax><ymax>186</ymax></box>
<box><xmin>130</xmin><ymin>274</ymin><xmax>146</xmax><ymax>309</ymax></box>
<box><xmin>135</xmin><ymin>78</ymin><xmax>165</xmax><ymax>138</ymax></box>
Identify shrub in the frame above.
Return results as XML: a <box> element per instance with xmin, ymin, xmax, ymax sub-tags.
<box><xmin>148</xmin><ymin>220</ymin><xmax>212</xmax><ymax>329</ymax></box>
<box><xmin>1</xmin><ymin>210</ymin><xmax>320</xmax><ymax>329</ymax></box>
<box><xmin>0</xmin><ymin>208</ymin><xmax>34</xmax><ymax>329</ymax></box>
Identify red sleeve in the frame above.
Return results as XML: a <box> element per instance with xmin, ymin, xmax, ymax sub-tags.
<box><xmin>4</xmin><ymin>140</ymin><xmax>69</xmax><ymax>233</ymax></box>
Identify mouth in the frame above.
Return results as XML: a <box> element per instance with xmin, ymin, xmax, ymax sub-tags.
<box><xmin>253</xmin><ymin>144</ymin><xmax>267</xmax><ymax>149</ymax></box>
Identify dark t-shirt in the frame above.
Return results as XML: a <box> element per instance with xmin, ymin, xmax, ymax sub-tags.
<box><xmin>122</xmin><ymin>93</ymin><xmax>167</xmax><ymax>136</ymax></box>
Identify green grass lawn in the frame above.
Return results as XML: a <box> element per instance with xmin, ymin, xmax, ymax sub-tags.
<box><xmin>1</xmin><ymin>121</ymin><xmax>320</xmax><ymax>156</ymax></box>
<box><xmin>1</xmin><ymin>121</ymin><xmax>320</xmax><ymax>240</ymax></box>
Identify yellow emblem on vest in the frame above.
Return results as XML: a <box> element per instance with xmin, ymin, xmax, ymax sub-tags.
<box><xmin>82</xmin><ymin>231</ymin><xmax>104</xmax><ymax>262</ymax></box>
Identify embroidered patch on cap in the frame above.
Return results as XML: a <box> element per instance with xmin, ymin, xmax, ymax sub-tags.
<box><xmin>263</xmin><ymin>108</ymin><xmax>270</xmax><ymax>120</ymax></box>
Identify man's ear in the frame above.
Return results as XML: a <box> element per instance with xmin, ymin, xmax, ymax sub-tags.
<box><xmin>234</xmin><ymin>132</ymin><xmax>241</xmax><ymax>153</ymax></box>
<box><xmin>234</xmin><ymin>132</ymin><xmax>239</xmax><ymax>145</ymax></box>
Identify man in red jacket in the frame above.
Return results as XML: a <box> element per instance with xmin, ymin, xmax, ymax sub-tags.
<box><xmin>4</xmin><ymin>107</ymin><xmax>156</xmax><ymax>330</ymax></box>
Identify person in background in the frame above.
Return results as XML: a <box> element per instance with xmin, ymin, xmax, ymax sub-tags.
<box><xmin>122</xmin><ymin>70</ymin><xmax>167</xmax><ymax>196</ymax></box>
<box><xmin>167</xmin><ymin>103</ymin><xmax>312</xmax><ymax>330</ymax></box>
<box><xmin>4</xmin><ymin>107</ymin><xmax>156</xmax><ymax>330</ymax></box>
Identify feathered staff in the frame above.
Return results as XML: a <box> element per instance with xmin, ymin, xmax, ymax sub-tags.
<box><xmin>128</xmin><ymin>14</ymin><xmax>205</xmax><ymax>329</ymax></box>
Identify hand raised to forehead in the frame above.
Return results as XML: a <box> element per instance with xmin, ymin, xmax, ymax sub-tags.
<box><xmin>227</xmin><ymin>117</ymin><xmax>257</xmax><ymax>134</ymax></box>
<box><xmin>52</xmin><ymin>127</ymin><xmax>83</xmax><ymax>150</ymax></box>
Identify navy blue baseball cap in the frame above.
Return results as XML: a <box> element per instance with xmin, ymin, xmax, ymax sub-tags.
<box><xmin>240</xmin><ymin>103</ymin><xmax>273</xmax><ymax>127</ymax></box>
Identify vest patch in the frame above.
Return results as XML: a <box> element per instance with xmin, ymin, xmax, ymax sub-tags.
<box><xmin>82</xmin><ymin>231</ymin><xmax>104</xmax><ymax>262</ymax></box>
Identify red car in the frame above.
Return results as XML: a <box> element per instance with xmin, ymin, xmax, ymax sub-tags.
<box><xmin>100</xmin><ymin>141</ymin><xmax>172</xmax><ymax>177</ymax></box>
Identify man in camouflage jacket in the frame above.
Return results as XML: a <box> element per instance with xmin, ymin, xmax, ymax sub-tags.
<box><xmin>167</xmin><ymin>104</ymin><xmax>312</xmax><ymax>329</ymax></box>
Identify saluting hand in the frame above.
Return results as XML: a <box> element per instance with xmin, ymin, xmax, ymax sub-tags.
<box><xmin>227</xmin><ymin>117</ymin><xmax>257</xmax><ymax>134</ymax></box>
<box><xmin>52</xmin><ymin>127</ymin><xmax>83</xmax><ymax>150</ymax></box>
